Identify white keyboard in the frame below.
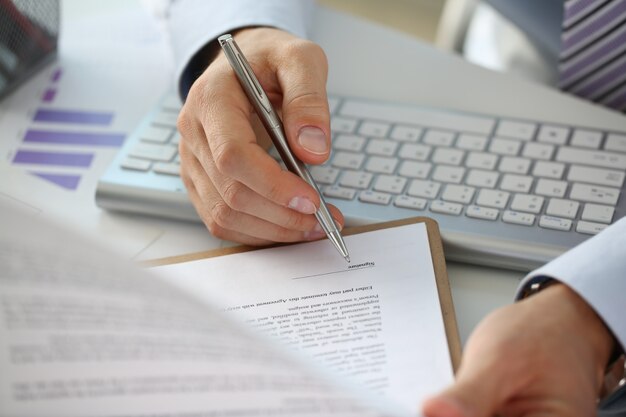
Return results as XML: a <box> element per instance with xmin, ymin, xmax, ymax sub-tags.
<box><xmin>96</xmin><ymin>94</ymin><xmax>626</xmax><ymax>270</ymax></box>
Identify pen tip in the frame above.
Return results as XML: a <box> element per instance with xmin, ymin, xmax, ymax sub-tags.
<box><xmin>345</xmin><ymin>255</ymin><xmax>350</xmax><ymax>263</ymax></box>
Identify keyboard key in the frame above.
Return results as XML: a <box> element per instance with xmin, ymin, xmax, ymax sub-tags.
<box><xmin>152</xmin><ymin>111</ymin><xmax>178</xmax><ymax>128</ymax></box>
<box><xmin>476</xmin><ymin>189</ymin><xmax>510</xmax><ymax>209</ymax></box>
<box><xmin>533</xmin><ymin>161</ymin><xmax>565</xmax><ymax>179</ymax></box>
<box><xmin>432</xmin><ymin>165</ymin><xmax>465</xmax><ymax>183</ymax></box>
<box><xmin>576</xmin><ymin>220</ymin><xmax>608</xmax><ymax>235</ymax></box>
<box><xmin>365</xmin><ymin>156</ymin><xmax>399</xmax><ymax>174</ymax></box>
<box><xmin>500</xmin><ymin>174</ymin><xmax>533</xmax><ymax>193</ymax></box>
<box><xmin>465</xmin><ymin>152</ymin><xmax>498</xmax><ymax>170</ymax></box>
<box><xmin>141</xmin><ymin>126</ymin><xmax>173</xmax><ymax>144</ymax></box>
<box><xmin>390</xmin><ymin>125</ymin><xmax>423</xmax><ymax>142</ymax></box>
<box><xmin>407</xmin><ymin>180</ymin><xmax>441</xmax><ymax>199</ymax></box>
<box><xmin>510</xmin><ymin>194</ymin><xmax>544</xmax><ymax>214</ymax></box>
<box><xmin>324</xmin><ymin>185</ymin><xmax>356</xmax><ymax>200</ymax></box>
<box><xmin>398</xmin><ymin>161</ymin><xmax>432</xmax><ymax>179</ymax></box>
<box><xmin>171</xmin><ymin>132</ymin><xmax>181</xmax><ymax>145</ymax></box>
<box><xmin>570</xmin><ymin>129</ymin><xmax>602</xmax><ymax>149</ymax></box>
<box><xmin>534</xmin><ymin>179</ymin><xmax>567</xmax><ymax>198</ymax></box>
<box><xmin>130</xmin><ymin>143</ymin><xmax>177</xmax><ymax>162</ymax></box>
<box><xmin>359</xmin><ymin>190</ymin><xmax>391</xmax><ymax>205</ymax></box>
<box><xmin>567</xmin><ymin>165</ymin><xmax>625</xmax><ymax>188</ymax></box>
<box><xmin>502</xmin><ymin>210</ymin><xmax>535</xmax><ymax>226</ymax></box>
<box><xmin>399</xmin><ymin>143</ymin><xmax>431</xmax><ymax>161</ymax></box>
<box><xmin>359</xmin><ymin>121</ymin><xmax>391</xmax><ymax>138</ymax></box>
<box><xmin>537</xmin><ymin>125</ymin><xmax>569</xmax><ymax>145</ymax></box>
<box><xmin>121</xmin><ymin>157</ymin><xmax>151</xmax><ymax>171</ymax></box>
<box><xmin>489</xmin><ymin>137</ymin><xmax>521</xmax><ymax>156</ymax></box>
<box><xmin>331</xmin><ymin>116</ymin><xmax>358</xmax><ymax>133</ymax></box>
<box><xmin>430</xmin><ymin>200</ymin><xmax>463</xmax><ymax>216</ymax></box>
<box><xmin>546</xmin><ymin>198</ymin><xmax>579</xmax><ymax>219</ymax></box>
<box><xmin>441</xmin><ymin>184</ymin><xmax>475</xmax><ymax>204</ymax></box>
<box><xmin>310</xmin><ymin>166</ymin><xmax>340</xmax><ymax>185</ymax></box>
<box><xmin>153</xmin><ymin>162</ymin><xmax>180</xmax><ymax>176</ymax></box>
<box><xmin>423</xmin><ymin>130</ymin><xmax>455</xmax><ymax>147</ymax></box>
<box><xmin>161</xmin><ymin>95</ymin><xmax>182</xmax><ymax>111</ymax></box>
<box><xmin>539</xmin><ymin>215</ymin><xmax>572</xmax><ymax>231</ymax></box>
<box><xmin>556</xmin><ymin>147</ymin><xmax>626</xmax><ymax>170</ymax></box>
<box><xmin>339</xmin><ymin>171</ymin><xmax>373</xmax><ymax>189</ymax></box>
<box><xmin>496</xmin><ymin>120</ymin><xmax>537</xmax><ymax>140</ymax></box>
<box><xmin>374</xmin><ymin>175</ymin><xmax>407</xmax><ymax>194</ymax></box>
<box><xmin>604</xmin><ymin>133</ymin><xmax>626</xmax><ymax>153</ymax></box>
<box><xmin>334</xmin><ymin>134</ymin><xmax>366</xmax><ymax>152</ymax></box>
<box><xmin>465</xmin><ymin>205</ymin><xmax>499</xmax><ymax>221</ymax></box>
<box><xmin>466</xmin><ymin>169</ymin><xmax>499</xmax><ymax>188</ymax></box>
<box><xmin>366</xmin><ymin>139</ymin><xmax>398</xmax><ymax>156</ymax></box>
<box><xmin>569</xmin><ymin>183</ymin><xmax>620</xmax><ymax>205</ymax></box>
<box><xmin>522</xmin><ymin>142</ymin><xmax>554</xmax><ymax>160</ymax></box>
<box><xmin>331</xmin><ymin>151</ymin><xmax>365</xmax><ymax>170</ymax></box>
<box><xmin>394</xmin><ymin>195</ymin><xmax>428</xmax><ymax>210</ymax></box>
<box><xmin>581</xmin><ymin>203</ymin><xmax>614</xmax><ymax>224</ymax></box>
<box><xmin>328</xmin><ymin>96</ymin><xmax>341</xmax><ymax>114</ymax></box>
<box><xmin>340</xmin><ymin>99</ymin><xmax>495</xmax><ymax>135</ymax></box>
<box><xmin>432</xmin><ymin>148</ymin><xmax>464</xmax><ymax>166</ymax></box>
<box><xmin>498</xmin><ymin>156</ymin><xmax>531</xmax><ymax>174</ymax></box>
<box><xmin>456</xmin><ymin>133</ymin><xmax>488</xmax><ymax>151</ymax></box>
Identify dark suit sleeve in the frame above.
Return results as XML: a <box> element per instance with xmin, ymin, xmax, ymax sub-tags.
<box><xmin>485</xmin><ymin>0</ymin><xmax>563</xmax><ymax>60</ymax></box>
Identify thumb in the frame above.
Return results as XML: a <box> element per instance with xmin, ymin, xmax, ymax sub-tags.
<box><xmin>277</xmin><ymin>40</ymin><xmax>331</xmax><ymax>165</ymax></box>
<box><xmin>422</xmin><ymin>369</ymin><xmax>511</xmax><ymax>417</ymax></box>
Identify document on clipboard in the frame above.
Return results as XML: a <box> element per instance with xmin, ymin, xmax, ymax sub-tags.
<box><xmin>1</xmin><ymin>205</ymin><xmax>459</xmax><ymax>417</ymax></box>
<box><xmin>151</xmin><ymin>217</ymin><xmax>461</xmax><ymax>412</ymax></box>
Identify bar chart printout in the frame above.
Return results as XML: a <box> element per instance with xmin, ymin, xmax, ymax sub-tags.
<box><xmin>11</xmin><ymin>67</ymin><xmax>126</xmax><ymax>190</ymax></box>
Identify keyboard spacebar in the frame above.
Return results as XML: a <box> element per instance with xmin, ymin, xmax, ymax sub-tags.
<box><xmin>339</xmin><ymin>99</ymin><xmax>496</xmax><ymax>135</ymax></box>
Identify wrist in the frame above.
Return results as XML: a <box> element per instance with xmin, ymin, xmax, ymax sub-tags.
<box><xmin>539</xmin><ymin>284</ymin><xmax>616</xmax><ymax>377</ymax></box>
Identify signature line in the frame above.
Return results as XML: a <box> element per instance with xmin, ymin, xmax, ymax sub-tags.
<box><xmin>292</xmin><ymin>264</ymin><xmax>375</xmax><ymax>280</ymax></box>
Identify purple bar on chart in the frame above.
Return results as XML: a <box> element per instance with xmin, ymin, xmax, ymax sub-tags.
<box><xmin>51</xmin><ymin>68</ymin><xmax>62</xmax><ymax>82</ymax></box>
<box><xmin>13</xmin><ymin>150</ymin><xmax>93</xmax><ymax>167</ymax></box>
<box><xmin>34</xmin><ymin>109</ymin><xmax>113</xmax><ymax>126</ymax></box>
<box><xmin>32</xmin><ymin>172</ymin><xmax>81</xmax><ymax>190</ymax></box>
<box><xmin>41</xmin><ymin>88</ymin><xmax>57</xmax><ymax>102</ymax></box>
<box><xmin>24</xmin><ymin>130</ymin><xmax>125</xmax><ymax>146</ymax></box>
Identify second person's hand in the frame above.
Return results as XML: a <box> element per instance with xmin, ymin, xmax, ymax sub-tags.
<box><xmin>178</xmin><ymin>27</ymin><xmax>344</xmax><ymax>245</ymax></box>
<box><xmin>422</xmin><ymin>283</ymin><xmax>617</xmax><ymax>417</ymax></box>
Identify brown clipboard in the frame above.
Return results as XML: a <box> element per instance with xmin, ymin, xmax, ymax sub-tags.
<box><xmin>145</xmin><ymin>217</ymin><xmax>461</xmax><ymax>372</ymax></box>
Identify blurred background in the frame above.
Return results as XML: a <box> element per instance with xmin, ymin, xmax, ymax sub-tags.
<box><xmin>318</xmin><ymin>0</ymin><xmax>444</xmax><ymax>42</ymax></box>
<box><xmin>319</xmin><ymin>0</ymin><xmax>559</xmax><ymax>87</ymax></box>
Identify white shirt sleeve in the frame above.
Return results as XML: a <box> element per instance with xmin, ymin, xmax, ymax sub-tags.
<box><xmin>165</xmin><ymin>0</ymin><xmax>314</xmax><ymax>95</ymax></box>
<box><xmin>516</xmin><ymin>217</ymin><xmax>626</xmax><ymax>352</ymax></box>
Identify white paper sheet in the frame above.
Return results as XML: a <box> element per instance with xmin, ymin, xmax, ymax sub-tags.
<box><xmin>155</xmin><ymin>223</ymin><xmax>455</xmax><ymax>412</ymax></box>
<box><xmin>0</xmin><ymin>203</ymin><xmax>400</xmax><ymax>417</ymax></box>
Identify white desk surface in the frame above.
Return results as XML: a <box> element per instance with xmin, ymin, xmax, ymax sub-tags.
<box><xmin>3</xmin><ymin>2</ymin><xmax>625</xmax><ymax>345</ymax></box>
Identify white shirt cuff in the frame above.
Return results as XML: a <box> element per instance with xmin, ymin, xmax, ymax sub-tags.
<box><xmin>167</xmin><ymin>0</ymin><xmax>314</xmax><ymax>97</ymax></box>
<box><xmin>517</xmin><ymin>217</ymin><xmax>626</xmax><ymax>352</ymax></box>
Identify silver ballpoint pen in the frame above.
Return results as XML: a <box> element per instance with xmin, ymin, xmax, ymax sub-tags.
<box><xmin>218</xmin><ymin>34</ymin><xmax>350</xmax><ymax>263</ymax></box>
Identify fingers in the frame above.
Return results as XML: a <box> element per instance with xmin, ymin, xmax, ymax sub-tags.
<box><xmin>422</xmin><ymin>373</ymin><xmax>506</xmax><ymax>417</ymax></box>
<box><xmin>190</xmin><ymin>60</ymin><xmax>323</xmax><ymax>212</ymax></box>
<box><xmin>422</xmin><ymin>352</ymin><xmax>512</xmax><ymax>417</ymax></box>
<box><xmin>274</xmin><ymin>40</ymin><xmax>331</xmax><ymax>165</ymax></box>
<box><xmin>178</xmin><ymin>27</ymin><xmax>343</xmax><ymax>244</ymax></box>
<box><xmin>180</xmin><ymin>134</ymin><xmax>330</xmax><ymax>243</ymax></box>
<box><xmin>423</xmin><ymin>286</ymin><xmax>610</xmax><ymax>417</ymax></box>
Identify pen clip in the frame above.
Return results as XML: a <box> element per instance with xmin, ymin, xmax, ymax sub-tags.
<box><xmin>235</xmin><ymin>52</ymin><xmax>273</xmax><ymax>115</ymax></box>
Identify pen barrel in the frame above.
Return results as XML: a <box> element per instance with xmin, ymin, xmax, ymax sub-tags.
<box><xmin>219</xmin><ymin>34</ymin><xmax>347</xmax><ymax>260</ymax></box>
<box><xmin>267</xmin><ymin>126</ymin><xmax>337</xmax><ymax>233</ymax></box>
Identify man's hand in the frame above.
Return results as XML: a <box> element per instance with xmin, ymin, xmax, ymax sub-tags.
<box><xmin>178</xmin><ymin>28</ymin><xmax>343</xmax><ymax>244</ymax></box>
<box><xmin>423</xmin><ymin>283</ymin><xmax>616</xmax><ymax>417</ymax></box>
